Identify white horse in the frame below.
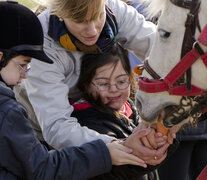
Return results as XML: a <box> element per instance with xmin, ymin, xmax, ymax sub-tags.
<box><xmin>135</xmin><ymin>0</ymin><xmax>207</xmax><ymax>128</ymax></box>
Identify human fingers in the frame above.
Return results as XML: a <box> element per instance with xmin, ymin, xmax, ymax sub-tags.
<box><xmin>145</xmin><ymin>129</ymin><xmax>158</xmax><ymax>149</ymax></box>
<box><xmin>157</xmin><ymin>141</ymin><xmax>167</xmax><ymax>147</ymax></box>
<box><xmin>167</xmin><ymin>127</ymin><xmax>177</xmax><ymax>144</ymax></box>
<box><xmin>155</xmin><ymin>143</ymin><xmax>169</xmax><ymax>157</ymax></box>
<box><xmin>155</xmin><ymin>132</ymin><xmax>167</xmax><ymax>141</ymax></box>
<box><xmin>126</xmin><ymin>128</ymin><xmax>152</xmax><ymax>143</ymax></box>
<box><xmin>124</xmin><ymin>129</ymin><xmax>160</xmax><ymax>160</ymax></box>
<box><xmin>137</xmin><ymin>127</ymin><xmax>156</xmax><ymax>149</ymax></box>
<box><xmin>132</xmin><ymin>121</ymin><xmax>150</xmax><ymax>134</ymax></box>
<box><xmin>145</xmin><ymin>151</ymin><xmax>167</xmax><ymax>165</ymax></box>
<box><xmin>135</xmin><ymin>142</ymin><xmax>169</xmax><ymax>162</ymax></box>
<box><xmin>138</xmin><ymin>143</ymin><xmax>168</xmax><ymax>163</ymax></box>
<box><xmin>106</xmin><ymin>142</ymin><xmax>147</xmax><ymax>167</ymax></box>
<box><xmin>134</xmin><ymin>124</ymin><xmax>153</xmax><ymax>148</ymax></box>
<box><xmin>124</xmin><ymin>128</ymin><xmax>152</xmax><ymax>149</ymax></box>
<box><xmin>130</xmin><ymin>143</ymin><xmax>160</xmax><ymax>161</ymax></box>
<box><xmin>141</xmin><ymin>136</ymin><xmax>153</xmax><ymax>149</ymax></box>
<box><xmin>140</xmin><ymin>132</ymin><xmax>169</xmax><ymax>157</ymax></box>
<box><xmin>155</xmin><ymin>133</ymin><xmax>167</xmax><ymax>147</ymax></box>
<box><xmin>167</xmin><ymin>124</ymin><xmax>182</xmax><ymax>144</ymax></box>
<box><xmin>117</xmin><ymin>150</ymin><xmax>147</xmax><ymax>167</ymax></box>
<box><xmin>173</xmin><ymin>123</ymin><xmax>182</xmax><ymax>133</ymax></box>
<box><xmin>114</xmin><ymin>140</ymin><xmax>133</xmax><ymax>154</ymax></box>
<box><xmin>145</xmin><ymin>143</ymin><xmax>169</xmax><ymax>165</ymax></box>
<box><xmin>167</xmin><ymin>132</ymin><xmax>174</xmax><ymax>144</ymax></box>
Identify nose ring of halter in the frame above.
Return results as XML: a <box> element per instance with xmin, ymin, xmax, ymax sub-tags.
<box><xmin>138</xmin><ymin>0</ymin><xmax>207</xmax><ymax>127</ymax></box>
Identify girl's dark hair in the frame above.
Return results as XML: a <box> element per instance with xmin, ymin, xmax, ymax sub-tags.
<box><xmin>0</xmin><ymin>49</ymin><xmax>19</xmax><ymax>70</ymax></box>
<box><xmin>77</xmin><ymin>42</ymin><xmax>131</xmax><ymax>116</ymax></box>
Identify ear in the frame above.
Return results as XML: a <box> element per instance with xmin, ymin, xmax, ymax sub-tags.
<box><xmin>0</xmin><ymin>52</ymin><xmax>3</xmax><ymax>60</ymax></box>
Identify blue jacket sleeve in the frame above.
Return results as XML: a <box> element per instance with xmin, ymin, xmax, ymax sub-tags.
<box><xmin>0</xmin><ymin>167</ymin><xmax>22</xmax><ymax>180</ymax></box>
<box><xmin>0</xmin><ymin>104</ymin><xmax>112</xmax><ymax>180</ymax></box>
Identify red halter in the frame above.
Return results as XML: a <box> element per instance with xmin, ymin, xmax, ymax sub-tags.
<box><xmin>139</xmin><ymin>25</ymin><xmax>207</xmax><ymax>96</ymax></box>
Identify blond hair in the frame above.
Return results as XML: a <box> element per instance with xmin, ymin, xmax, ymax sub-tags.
<box><xmin>47</xmin><ymin>0</ymin><xmax>107</xmax><ymax>22</ymax></box>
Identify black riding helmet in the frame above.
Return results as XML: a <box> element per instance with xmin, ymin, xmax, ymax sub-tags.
<box><xmin>0</xmin><ymin>0</ymin><xmax>53</xmax><ymax>70</ymax></box>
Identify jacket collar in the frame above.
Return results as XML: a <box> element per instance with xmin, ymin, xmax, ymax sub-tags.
<box><xmin>0</xmin><ymin>81</ymin><xmax>15</xmax><ymax>99</ymax></box>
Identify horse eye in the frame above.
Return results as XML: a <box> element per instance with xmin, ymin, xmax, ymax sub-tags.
<box><xmin>158</xmin><ymin>29</ymin><xmax>171</xmax><ymax>39</ymax></box>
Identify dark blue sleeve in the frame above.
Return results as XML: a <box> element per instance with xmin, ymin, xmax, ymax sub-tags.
<box><xmin>0</xmin><ymin>167</ymin><xmax>22</xmax><ymax>180</ymax></box>
<box><xmin>0</xmin><ymin>104</ymin><xmax>112</xmax><ymax>180</ymax></box>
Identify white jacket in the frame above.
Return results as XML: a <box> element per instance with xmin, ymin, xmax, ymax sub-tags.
<box><xmin>15</xmin><ymin>0</ymin><xmax>156</xmax><ymax>149</ymax></box>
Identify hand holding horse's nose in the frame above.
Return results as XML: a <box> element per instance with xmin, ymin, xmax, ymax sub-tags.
<box><xmin>133</xmin><ymin>121</ymin><xmax>158</xmax><ymax>149</ymax></box>
<box><xmin>123</xmin><ymin>128</ymin><xmax>169</xmax><ymax>165</ymax></box>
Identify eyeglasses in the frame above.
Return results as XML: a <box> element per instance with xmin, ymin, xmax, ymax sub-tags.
<box><xmin>92</xmin><ymin>79</ymin><xmax>130</xmax><ymax>91</ymax></box>
<box><xmin>12</xmin><ymin>60</ymin><xmax>31</xmax><ymax>76</ymax></box>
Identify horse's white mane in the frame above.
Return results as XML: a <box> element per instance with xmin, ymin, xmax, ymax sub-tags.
<box><xmin>137</xmin><ymin>0</ymin><xmax>168</xmax><ymax>19</ymax></box>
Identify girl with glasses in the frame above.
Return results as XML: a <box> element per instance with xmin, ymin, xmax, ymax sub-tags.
<box><xmin>71</xmin><ymin>43</ymin><xmax>175</xmax><ymax>180</ymax></box>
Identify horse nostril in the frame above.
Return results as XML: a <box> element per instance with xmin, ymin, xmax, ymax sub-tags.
<box><xmin>135</xmin><ymin>98</ymin><xmax>142</xmax><ymax>111</ymax></box>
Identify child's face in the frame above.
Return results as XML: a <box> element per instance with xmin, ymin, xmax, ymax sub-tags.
<box><xmin>89</xmin><ymin>61</ymin><xmax>130</xmax><ymax>111</ymax></box>
<box><xmin>0</xmin><ymin>54</ymin><xmax>31</xmax><ymax>86</ymax></box>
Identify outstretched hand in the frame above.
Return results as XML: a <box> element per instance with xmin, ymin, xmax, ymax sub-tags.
<box><xmin>124</xmin><ymin>127</ymin><xmax>169</xmax><ymax>166</ymax></box>
<box><xmin>107</xmin><ymin>120</ymin><xmax>179</xmax><ymax>167</ymax></box>
<box><xmin>106</xmin><ymin>141</ymin><xmax>147</xmax><ymax>168</ymax></box>
<box><xmin>132</xmin><ymin>121</ymin><xmax>168</xmax><ymax>149</ymax></box>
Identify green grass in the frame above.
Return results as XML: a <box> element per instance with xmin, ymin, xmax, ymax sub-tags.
<box><xmin>0</xmin><ymin>0</ymin><xmax>38</xmax><ymax>10</ymax></box>
<box><xmin>18</xmin><ymin>0</ymin><xmax>38</xmax><ymax>9</ymax></box>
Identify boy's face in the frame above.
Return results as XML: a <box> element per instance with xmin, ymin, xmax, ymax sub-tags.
<box><xmin>0</xmin><ymin>54</ymin><xmax>31</xmax><ymax>86</ymax></box>
<box><xmin>89</xmin><ymin>61</ymin><xmax>130</xmax><ymax>111</ymax></box>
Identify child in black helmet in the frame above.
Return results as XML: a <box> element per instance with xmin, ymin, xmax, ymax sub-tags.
<box><xmin>0</xmin><ymin>1</ymin><xmax>143</xmax><ymax>179</ymax></box>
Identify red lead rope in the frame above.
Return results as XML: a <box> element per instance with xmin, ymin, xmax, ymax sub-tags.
<box><xmin>139</xmin><ymin>24</ymin><xmax>207</xmax><ymax>96</ymax></box>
